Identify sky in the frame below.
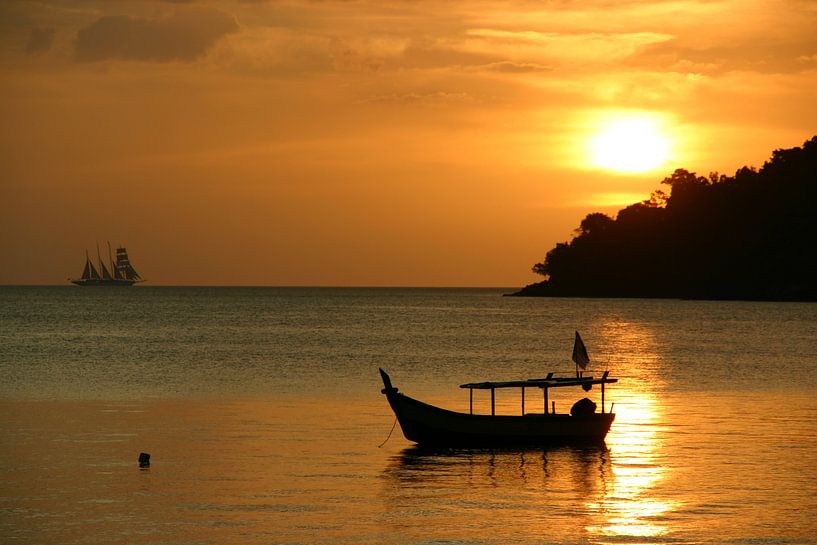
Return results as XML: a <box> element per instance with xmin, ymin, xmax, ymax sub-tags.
<box><xmin>1</xmin><ymin>0</ymin><xmax>816</xmax><ymax>286</ymax></box>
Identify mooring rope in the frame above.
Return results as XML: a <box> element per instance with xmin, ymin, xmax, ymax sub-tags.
<box><xmin>378</xmin><ymin>416</ymin><xmax>398</xmax><ymax>448</ymax></box>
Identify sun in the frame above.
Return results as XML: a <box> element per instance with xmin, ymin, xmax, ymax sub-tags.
<box><xmin>589</xmin><ymin>115</ymin><xmax>671</xmax><ymax>173</ymax></box>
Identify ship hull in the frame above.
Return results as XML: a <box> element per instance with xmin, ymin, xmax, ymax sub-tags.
<box><xmin>383</xmin><ymin>388</ymin><xmax>614</xmax><ymax>447</ymax></box>
<box><xmin>70</xmin><ymin>279</ymin><xmax>138</xmax><ymax>286</ymax></box>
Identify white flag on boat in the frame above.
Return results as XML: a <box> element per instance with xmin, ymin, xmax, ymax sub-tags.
<box><xmin>572</xmin><ymin>331</ymin><xmax>590</xmax><ymax>370</ymax></box>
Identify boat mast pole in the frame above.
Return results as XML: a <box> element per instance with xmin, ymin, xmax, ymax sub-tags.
<box><xmin>107</xmin><ymin>241</ymin><xmax>115</xmax><ymax>277</ymax></box>
<box><xmin>544</xmin><ymin>386</ymin><xmax>549</xmax><ymax>414</ymax></box>
<box><xmin>602</xmin><ymin>382</ymin><xmax>605</xmax><ymax>414</ymax></box>
<box><xmin>521</xmin><ymin>387</ymin><xmax>525</xmax><ymax>416</ymax></box>
<box><xmin>491</xmin><ymin>388</ymin><xmax>495</xmax><ymax>416</ymax></box>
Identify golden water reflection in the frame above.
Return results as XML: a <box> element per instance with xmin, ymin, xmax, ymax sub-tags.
<box><xmin>381</xmin><ymin>389</ymin><xmax>674</xmax><ymax>543</ymax></box>
<box><xmin>587</xmin><ymin>390</ymin><xmax>674</xmax><ymax>543</ymax></box>
<box><xmin>383</xmin><ymin>444</ymin><xmax>615</xmax><ymax>543</ymax></box>
<box><xmin>587</xmin><ymin>318</ymin><xmax>675</xmax><ymax>542</ymax></box>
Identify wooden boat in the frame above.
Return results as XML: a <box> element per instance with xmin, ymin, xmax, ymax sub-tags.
<box><xmin>379</xmin><ymin>368</ymin><xmax>617</xmax><ymax>447</ymax></box>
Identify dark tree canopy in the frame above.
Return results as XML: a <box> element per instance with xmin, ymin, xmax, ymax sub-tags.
<box><xmin>510</xmin><ymin>136</ymin><xmax>817</xmax><ymax>300</ymax></box>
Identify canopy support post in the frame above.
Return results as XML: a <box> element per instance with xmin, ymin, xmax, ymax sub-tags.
<box><xmin>469</xmin><ymin>388</ymin><xmax>473</xmax><ymax>415</ymax></box>
<box><xmin>491</xmin><ymin>388</ymin><xmax>495</xmax><ymax>416</ymax></box>
<box><xmin>544</xmin><ymin>387</ymin><xmax>549</xmax><ymax>415</ymax></box>
<box><xmin>521</xmin><ymin>387</ymin><xmax>525</xmax><ymax>416</ymax></box>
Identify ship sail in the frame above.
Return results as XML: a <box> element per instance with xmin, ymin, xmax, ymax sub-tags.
<box><xmin>115</xmin><ymin>247</ymin><xmax>142</xmax><ymax>280</ymax></box>
<box><xmin>97</xmin><ymin>245</ymin><xmax>113</xmax><ymax>280</ymax></box>
<box><xmin>81</xmin><ymin>249</ymin><xmax>102</xmax><ymax>280</ymax></box>
<box><xmin>99</xmin><ymin>261</ymin><xmax>113</xmax><ymax>280</ymax></box>
<box><xmin>81</xmin><ymin>255</ymin><xmax>95</xmax><ymax>280</ymax></box>
<box><xmin>107</xmin><ymin>242</ymin><xmax>120</xmax><ymax>280</ymax></box>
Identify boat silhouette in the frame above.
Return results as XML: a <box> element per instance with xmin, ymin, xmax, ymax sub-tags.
<box><xmin>379</xmin><ymin>367</ymin><xmax>617</xmax><ymax>447</ymax></box>
<box><xmin>70</xmin><ymin>242</ymin><xmax>143</xmax><ymax>286</ymax></box>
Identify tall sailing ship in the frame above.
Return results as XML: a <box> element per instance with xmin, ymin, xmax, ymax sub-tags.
<box><xmin>70</xmin><ymin>243</ymin><xmax>143</xmax><ymax>286</ymax></box>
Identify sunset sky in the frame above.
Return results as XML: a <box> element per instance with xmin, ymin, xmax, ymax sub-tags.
<box><xmin>1</xmin><ymin>0</ymin><xmax>816</xmax><ymax>286</ymax></box>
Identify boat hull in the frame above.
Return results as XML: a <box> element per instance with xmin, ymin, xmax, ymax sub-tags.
<box><xmin>383</xmin><ymin>389</ymin><xmax>615</xmax><ymax>447</ymax></box>
<box><xmin>70</xmin><ymin>279</ymin><xmax>138</xmax><ymax>286</ymax></box>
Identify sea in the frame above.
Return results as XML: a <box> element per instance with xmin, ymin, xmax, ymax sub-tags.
<box><xmin>1</xmin><ymin>286</ymin><xmax>816</xmax><ymax>545</ymax></box>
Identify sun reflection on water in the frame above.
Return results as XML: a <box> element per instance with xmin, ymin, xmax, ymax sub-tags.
<box><xmin>587</xmin><ymin>319</ymin><xmax>676</xmax><ymax>543</ymax></box>
<box><xmin>590</xmin><ymin>394</ymin><xmax>673</xmax><ymax>541</ymax></box>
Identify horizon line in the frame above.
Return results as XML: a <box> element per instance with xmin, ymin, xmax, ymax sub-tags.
<box><xmin>0</xmin><ymin>283</ymin><xmax>519</xmax><ymax>290</ymax></box>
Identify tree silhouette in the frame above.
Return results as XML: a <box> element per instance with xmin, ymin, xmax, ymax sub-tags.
<box><xmin>511</xmin><ymin>136</ymin><xmax>817</xmax><ymax>300</ymax></box>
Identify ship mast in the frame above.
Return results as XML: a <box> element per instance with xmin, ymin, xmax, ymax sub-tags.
<box><xmin>97</xmin><ymin>242</ymin><xmax>113</xmax><ymax>280</ymax></box>
<box><xmin>108</xmin><ymin>241</ymin><xmax>119</xmax><ymax>280</ymax></box>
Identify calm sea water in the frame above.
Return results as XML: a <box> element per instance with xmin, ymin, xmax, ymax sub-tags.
<box><xmin>1</xmin><ymin>286</ymin><xmax>816</xmax><ymax>544</ymax></box>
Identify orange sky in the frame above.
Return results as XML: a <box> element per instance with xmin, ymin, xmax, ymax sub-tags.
<box><xmin>1</xmin><ymin>0</ymin><xmax>816</xmax><ymax>286</ymax></box>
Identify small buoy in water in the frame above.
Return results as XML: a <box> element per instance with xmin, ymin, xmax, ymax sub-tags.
<box><xmin>138</xmin><ymin>452</ymin><xmax>150</xmax><ymax>468</ymax></box>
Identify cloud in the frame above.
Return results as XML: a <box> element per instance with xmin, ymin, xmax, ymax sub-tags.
<box><xmin>633</xmin><ymin>36</ymin><xmax>817</xmax><ymax>75</ymax></box>
<box><xmin>209</xmin><ymin>27</ymin><xmax>335</xmax><ymax>76</ymax></box>
<box><xmin>458</xmin><ymin>28</ymin><xmax>673</xmax><ymax>66</ymax></box>
<box><xmin>26</xmin><ymin>27</ymin><xmax>55</xmax><ymax>55</ymax></box>
<box><xmin>473</xmin><ymin>61</ymin><xmax>552</xmax><ymax>73</ymax></box>
<box><xmin>75</xmin><ymin>6</ymin><xmax>238</xmax><ymax>62</ymax></box>
<box><xmin>361</xmin><ymin>91</ymin><xmax>479</xmax><ymax>107</ymax></box>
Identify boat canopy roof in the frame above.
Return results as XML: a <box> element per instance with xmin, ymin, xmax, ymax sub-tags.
<box><xmin>459</xmin><ymin>372</ymin><xmax>617</xmax><ymax>390</ymax></box>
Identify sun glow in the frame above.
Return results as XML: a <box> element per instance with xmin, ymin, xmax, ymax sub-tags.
<box><xmin>589</xmin><ymin>114</ymin><xmax>672</xmax><ymax>173</ymax></box>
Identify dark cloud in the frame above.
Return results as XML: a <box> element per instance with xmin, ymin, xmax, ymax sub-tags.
<box><xmin>75</xmin><ymin>6</ymin><xmax>239</xmax><ymax>62</ymax></box>
<box><xmin>397</xmin><ymin>43</ymin><xmax>496</xmax><ymax>70</ymax></box>
<box><xmin>26</xmin><ymin>27</ymin><xmax>55</xmax><ymax>55</ymax></box>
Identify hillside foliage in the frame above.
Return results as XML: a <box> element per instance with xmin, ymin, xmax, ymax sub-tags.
<box><xmin>514</xmin><ymin>136</ymin><xmax>817</xmax><ymax>300</ymax></box>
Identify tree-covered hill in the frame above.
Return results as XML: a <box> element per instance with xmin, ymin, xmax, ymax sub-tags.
<box><xmin>509</xmin><ymin>136</ymin><xmax>817</xmax><ymax>300</ymax></box>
